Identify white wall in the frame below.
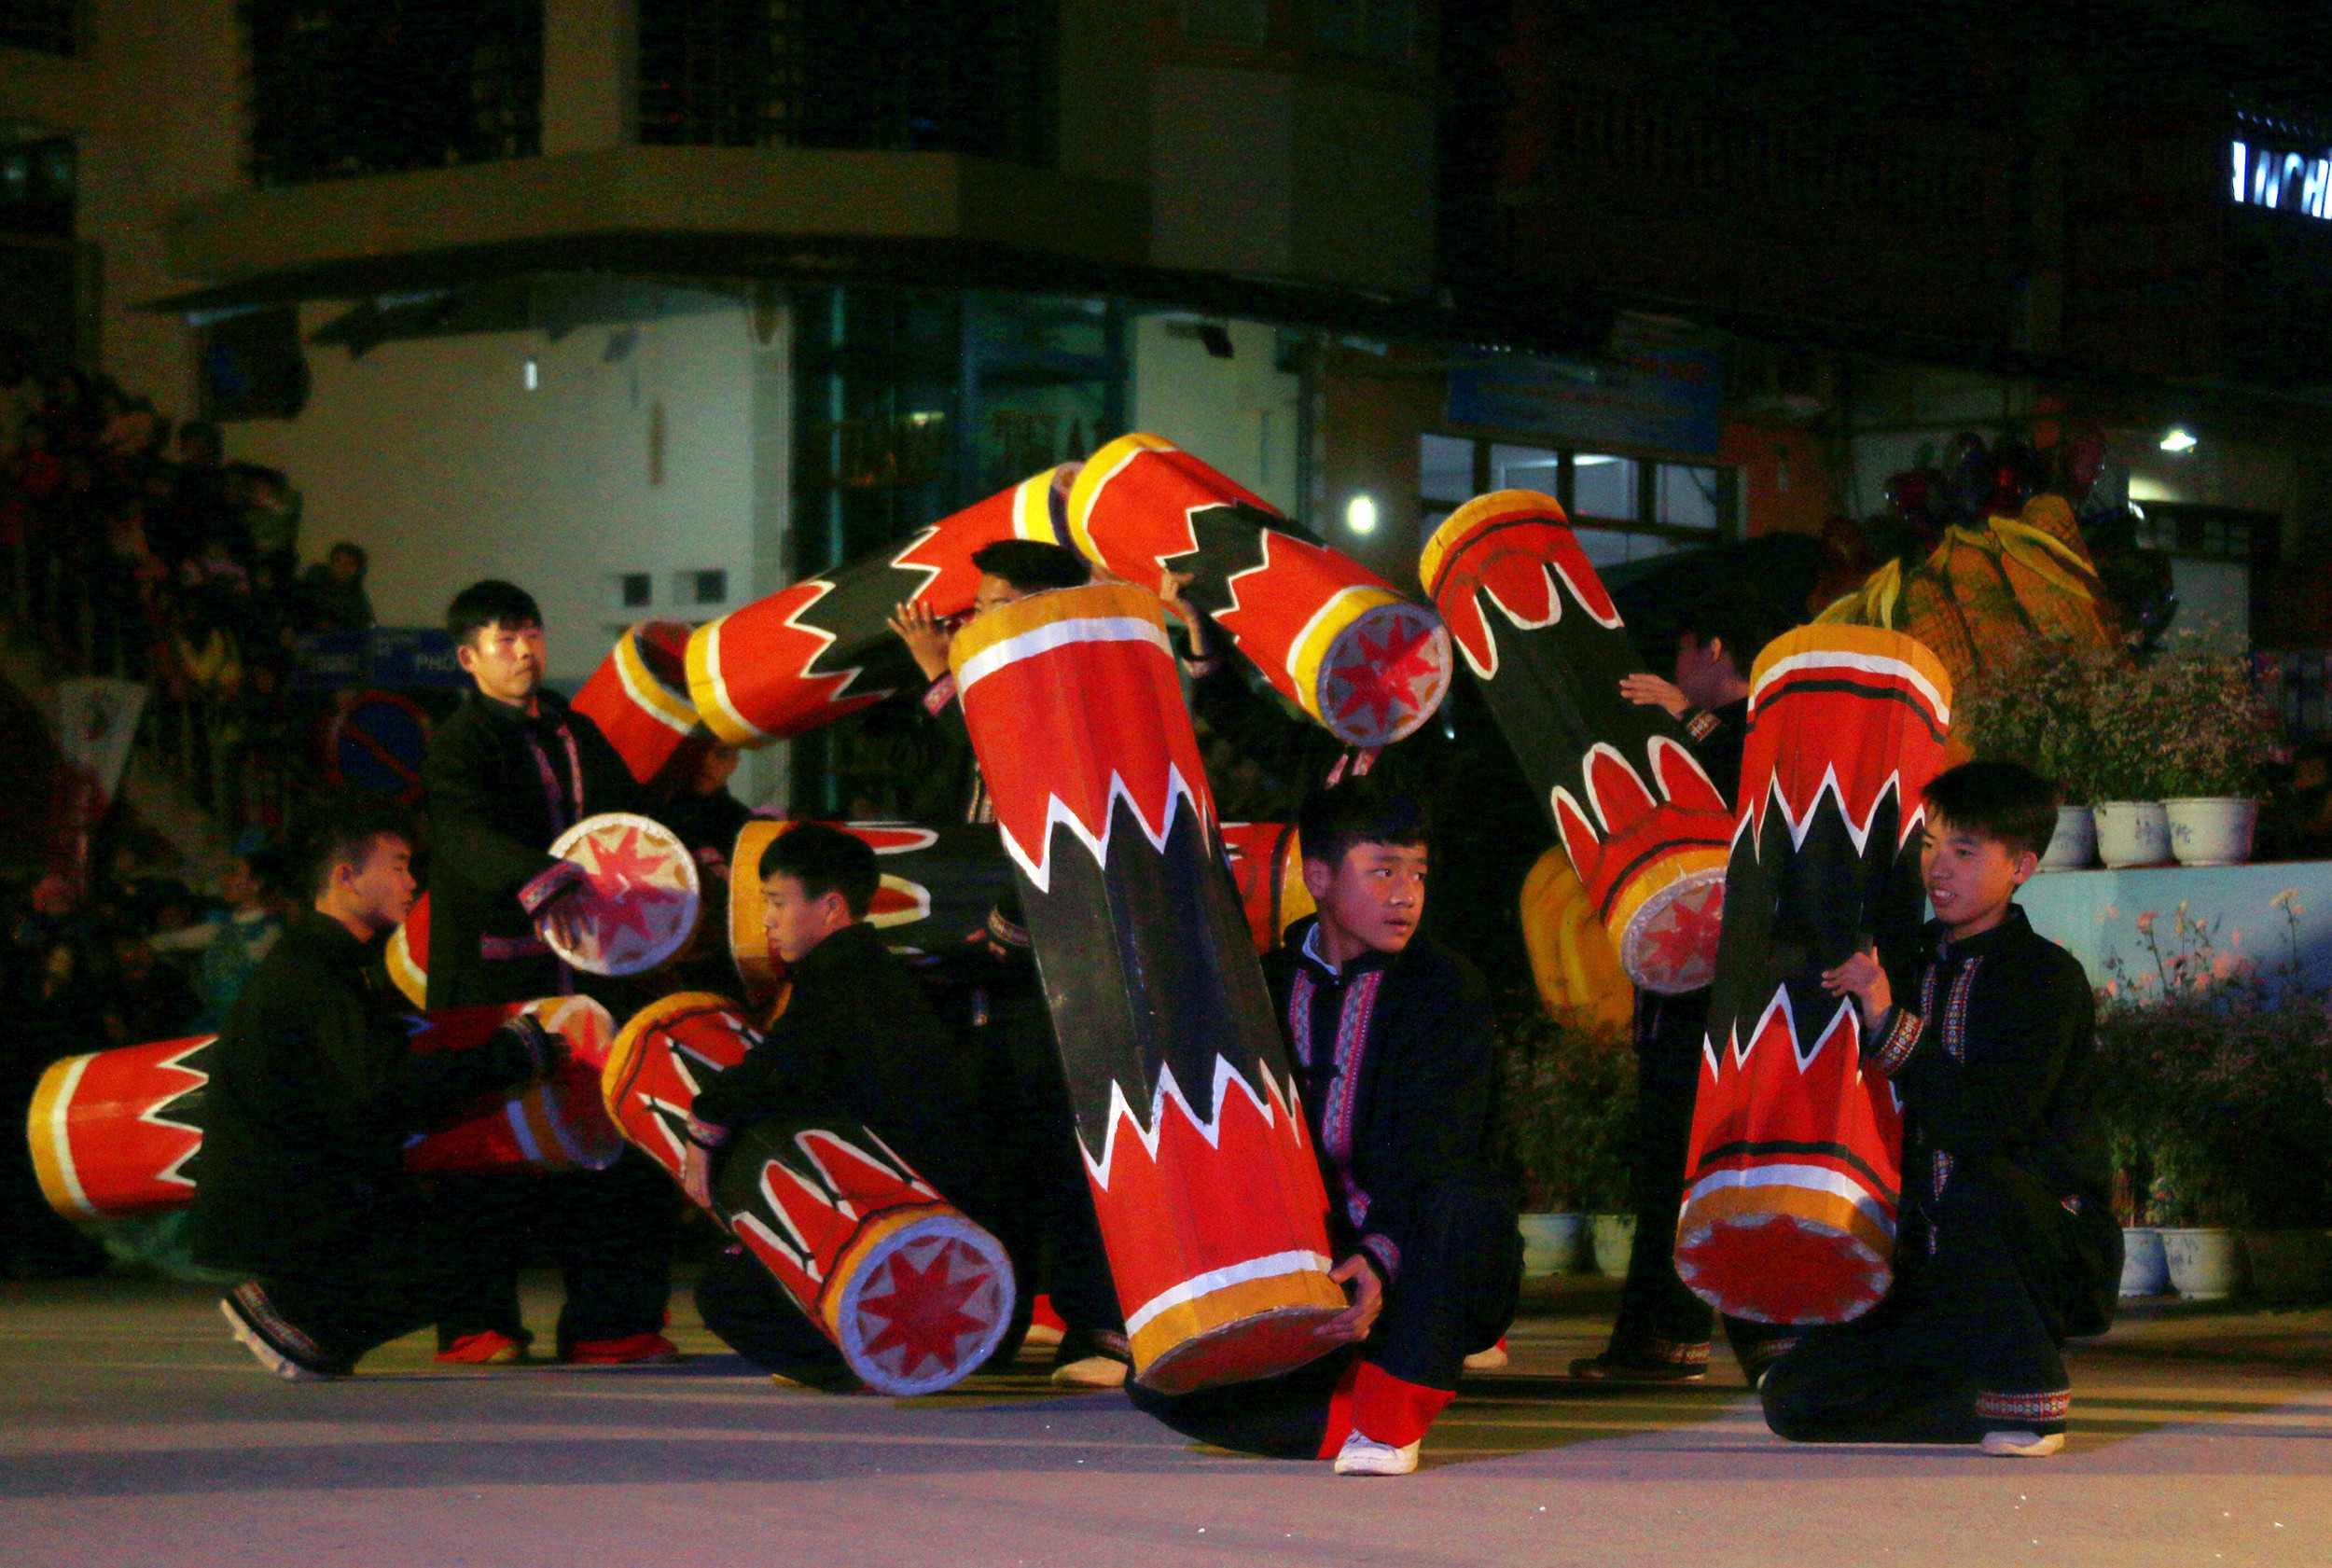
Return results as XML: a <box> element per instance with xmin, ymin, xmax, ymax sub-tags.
<box><xmin>1130</xmin><ymin>314</ymin><xmax>1302</xmax><ymax>518</ymax></box>
<box><xmin>227</xmin><ymin>304</ymin><xmax>765</xmax><ymax>686</ymax></box>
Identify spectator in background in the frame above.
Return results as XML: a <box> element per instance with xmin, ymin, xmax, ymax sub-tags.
<box><xmin>193</xmin><ymin>844</ymin><xmax>292</xmax><ymax>1028</ymax></box>
<box><xmin>302</xmin><ymin>541</ymin><xmax>375</xmax><ymax>631</ymax></box>
<box><xmin>233</xmin><ymin>464</ymin><xmax>301</xmax><ymax>580</ymax></box>
<box><xmin>151</xmin><ymin>418</ymin><xmax>229</xmax><ymax>570</ymax></box>
<box><xmin>104</xmin><ymin>930</ymin><xmax>201</xmax><ymax>1046</ymax></box>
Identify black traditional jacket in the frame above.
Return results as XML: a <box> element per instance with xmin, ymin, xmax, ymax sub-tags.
<box><xmin>420</xmin><ymin>687</ymin><xmax>644</xmax><ymax>1006</ymax></box>
<box><xmin>190</xmin><ymin>912</ymin><xmax>533</xmax><ymax>1274</ymax></box>
<box><xmin>1265</xmin><ymin>914</ymin><xmax>1506</xmax><ymax>1284</ymax></box>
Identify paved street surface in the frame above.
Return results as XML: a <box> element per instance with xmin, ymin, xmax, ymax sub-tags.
<box><xmin>2</xmin><ymin>1271</ymin><xmax>2326</xmax><ymax>1567</ymax></box>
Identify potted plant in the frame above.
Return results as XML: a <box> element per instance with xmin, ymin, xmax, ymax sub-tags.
<box><xmin>1496</xmin><ymin>1004</ymin><xmax>1636</xmax><ymax>1279</ymax></box>
<box><xmin>2150</xmin><ymin>650</ymin><xmax>2275</xmax><ymax>867</ymax></box>
<box><xmin>1956</xmin><ymin>641</ymin><xmax>2116</xmax><ymax>868</ymax></box>
<box><xmin>2086</xmin><ymin>655</ymin><xmax>2179</xmax><ymax>867</ymax></box>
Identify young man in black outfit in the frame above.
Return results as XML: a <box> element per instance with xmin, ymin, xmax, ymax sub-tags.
<box><xmin>419</xmin><ymin>579</ymin><xmax>678</xmax><ymax>1367</ymax></box>
<box><xmin>1575</xmin><ymin>596</ymin><xmax>1788</xmax><ymax>1385</ymax></box>
<box><xmin>1130</xmin><ymin>778</ymin><xmax>1520</xmax><ymax>1477</ymax></box>
<box><xmin>1765</xmin><ymin>761</ymin><xmax>2119</xmax><ymax>1457</ymax></box>
<box><xmin>679</xmin><ymin>825</ymin><xmax>990</xmax><ymax>1390</ymax></box>
<box><xmin>193</xmin><ymin>793</ymin><xmax>568</xmax><ymax>1379</ymax></box>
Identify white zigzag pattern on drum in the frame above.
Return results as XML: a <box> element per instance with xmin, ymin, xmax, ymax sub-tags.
<box><xmin>757</xmin><ymin>577</ymin><xmax>892</xmax><ymax>710</ymax></box>
<box><xmin>737</xmin><ymin>1124</ymin><xmax>938</xmax><ymax>1278</ymax></box>
<box><xmin>1735</xmin><ymin>766</ymin><xmax>1926</xmax><ymax>858</ymax></box>
<box><xmin>997</xmin><ymin>764</ymin><xmax>1214</xmax><ymax>893</ymax></box>
<box><xmin>1080</xmin><ymin>1054</ymin><xmax>1310</xmax><ymax>1193</ymax></box>
<box><xmin>143</xmin><ymin>1036</ymin><xmax>213</xmax><ymax>1191</ymax></box>
<box><xmin>1706</xmin><ymin>985</ymin><xmax>1862</xmax><ymax>1077</ymax></box>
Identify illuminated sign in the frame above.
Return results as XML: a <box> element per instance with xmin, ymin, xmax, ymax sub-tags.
<box><xmin>2230</xmin><ymin>140</ymin><xmax>2332</xmax><ymax>218</ymax></box>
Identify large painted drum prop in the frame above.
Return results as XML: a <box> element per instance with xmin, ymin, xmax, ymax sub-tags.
<box><xmin>1673</xmin><ymin>626</ymin><xmax>1953</xmax><ymax>1324</ymax></box>
<box><xmin>727</xmin><ymin>821</ymin><xmax>1016</xmax><ymax>1008</ymax></box>
<box><xmin>603</xmin><ymin>993</ymin><xmax>1016</xmax><ymax>1395</ymax></box>
<box><xmin>1421</xmin><ymin>491</ymin><xmax>1734</xmax><ymax>993</ymax></box>
<box><xmin>687</xmin><ymin>465</ymin><xmax>1076</xmax><ymax>748</ymax></box>
<box><xmin>572</xmin><ymin>619</ymin><xmax>712</xmax><ymax>790</ymax></box>
<box><xmin>950</xmin><ymin>582</ymin><xmax>1346</xmax><ymax>1394</ymax></box>
<box><xmin>1066</xmin><ymin>435</ymin><xmax>1451</xmax><ymax>748</ymax></box>
<box><xmin>540</xmin><ymin>812</ymin><xmax>701</xmax><ymax>976</ymax></box>
<box><xmin>26</xmin><ymin>996</ymin><xmax>621</xmax><ymax>1221</ymax></box>
<box><xmin>387</xmin><ymin>892</ymin><xmax>430</xmax><ymax>1006</ymax></box>
<box><xmin>1218</xmin><ymin>822</ymin><xmax>1314</xmax><ymax>955</ymax></box>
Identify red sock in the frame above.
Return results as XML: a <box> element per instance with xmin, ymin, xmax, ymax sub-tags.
<box><xmin>1350</xmin><ymin>1363</ymin><xmax>1454</xmax><ymax>1449</ymax></box>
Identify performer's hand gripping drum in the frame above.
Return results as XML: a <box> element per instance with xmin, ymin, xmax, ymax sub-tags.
<box><xmin>25</xmin><ymin>996</ymin><xmax>622</xmax><ymax>1221</ymax></box>
<box><xmin>1066</xmin><ymin>435</ymin><xmax>1452</xmax><ymax>748</ymax></box>
<box><xmin>602</xmin><ymin>993</ymin><xmax>1016</xmax><ymax>1395</ymax></box>
<box><xmin>949</xmin><ymin>582</ymin><xmax>1347</xmax><ymax>1395</ymax></box>
<box><xmin>1674</xmin><ymin>626</ymin><xmax>1953</xmax><ymax>1324</ymax></box>
<box><xmin>537</xmin><ymin>812</ymin><xmax>702</xmax><ymax>976</ymax></box>
<box><xmin>686</xmin><ymin>465</ymin><xmax>1078</xmax><ymax>747</ymax></box>
<box><xmin>1422</xmin><ymin>491</ymin><xmax>1733</xmax><ymax>992</ymax></box>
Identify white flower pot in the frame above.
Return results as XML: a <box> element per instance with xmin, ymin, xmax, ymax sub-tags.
<box><xmin>2119</xmin><ymin>1227</ymin><xmax>2169</xmax><ymax>1297</ymax></box>
<box><xmin>2093</xmin><ymin>801</ymin><xmax>2172</xmax><ymax>867</ymax></box>
<box><xmin>1517</xmin><ymin>1213</ymin><xmax>1585</xmax><ymax>1277</ymax></box>
<box><xmin>2162</xmin><ymin>798</ymin><xmax>2258</xmax><ymax>867</ymax></box>
<box><xmin>1588</xmin><ymin>1212</ymin><xmax>1637</xmax><ymax>1280</ymax></box>
<box><xmin>2160</xmin><ymin>1227</ymin><xmax>2249</xmax><ymax>1300</ymax></box>
<box><xmin>2039</xmin><ymin>805</ymin><xmax>2096</xmax><ymax>871</ymax></box>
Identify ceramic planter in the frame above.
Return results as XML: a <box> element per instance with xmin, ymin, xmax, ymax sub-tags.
<box><xmin>2241</xmin><ymin>1229</ymin><xmax>2332</xmax><ymax>1305</ymax></box>
<box><xmin>2162</xmin><ymin>798</ymin><xmax>2259</xmax><ymax>867</ymax></box>
<box><xmin>2093</xmin><ymin>801</ymin><xmax>2172</xmax><ymax>867</ymax></box>
<box><xmin>2160</xmin><ymin>1227</ymin><xmax>2249</xmax><ymax>1300</ymax></box>
<box><xmin>1517</xmin><ymin>1213</ymin><xmax>1585</xmax><ymax>1277</ymax></box>
<box><xmin>2038</xmin><ymin>804</ymin><xmax>2096</xmax><ymax>871</ymax></box>
<box><xmin>1588</xmin><ymin>1212</ymin><xmax>1636</xmax><ymax>1280</ymax></box>
<box><xmin>2119</xmin><ymin>1226</ymin><xmax>2169</xmax><ymax>1297</ymax></box>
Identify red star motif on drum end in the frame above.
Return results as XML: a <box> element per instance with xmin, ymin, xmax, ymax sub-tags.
<box><xmin>1328</xmin><ymin>619</ymin><xmax>1443</xmax><ymax>733</ymax></box>
<box><xmin>857</xmin><ymin>1244</ymin><xmax>987</xmax><ymax>1379</ymax></box>
<box><xmin>1637</xmin><ymin>882</ymin><xmax>1723</xmax><ymax>983</ymax></box>
<box><xmin>581</xmin><ymin>826</ymin><xmax>667</xmax><ymax>949</ymax></box>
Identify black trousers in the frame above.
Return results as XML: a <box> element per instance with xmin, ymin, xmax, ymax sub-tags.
<box><xmin>1761</xmin><ymin>1158</ymin><xmax>2083</xmax><ymax>1443</ymax></box>
<box><xmin>431</xmin><ymin>1147</ymin><xmax>681</xmax><ymax>1353</ymax></box>
<box><xmin>694</xmin><ymin>1242</ymin><xmax>853</xmax><ymax>1379</ymax></box>
<box><xmin>1610</xmin><ymin>987</ymin><xmax>1791</xmax><ymax>1377</ymax></box>
<box><xmin>244</xmin><ymin>1186</ymin><xmax>470</xmax><ymax>1372</ymax></box>
<box><xmin>1130</xmin><ymin>1168</ymin><xmax>1520</xmax><ymax>1459</ymax></box>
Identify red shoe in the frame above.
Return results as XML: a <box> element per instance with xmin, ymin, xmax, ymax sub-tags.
<box><xmin>565</xmin><ymin>1332</ymin><xmax>682</xmax><ymax>1366</ymax></box>
<box><xmin>435</xmin><ymin>1330</ymin><xmax>528</xmax><ymax>1366</ymax></box>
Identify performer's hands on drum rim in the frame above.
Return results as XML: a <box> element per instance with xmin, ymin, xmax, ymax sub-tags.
<box><xmin>1318</xmin><ymin>1254</ymin><xmax>1385</xmax><ymax>1344</ymax></box>
<box><xmin>1617</xmin><ymin>671</ymin><xmax>1690</xmax><ymax>718</ymax></box>
<box><xmin>492</xmin><ymin>1013</ymin><xmax>570</xmax><ymax>1081</ymax></box>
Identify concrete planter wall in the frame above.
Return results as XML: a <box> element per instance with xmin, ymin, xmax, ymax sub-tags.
<box><xmin>2119</xmin><ymin>1227</ymin><xmax>2169</xmax><ymax>1297</ymax></box>
<box><xmin>2094</xmin><ymin>801</ymin><xmax>2172</xmax><ymax>867</ymax></box>
<box><xmin>2039</xmin><ymin>805</ymin><xmax>2096</xmax><ymax>871</ymax></box>
<box><xmin>1518</xmin><ymin>1213</ymin><xmax>1585</xmax><ymax>1278</ymax></box>
<box><xmin>2163</xmin><ymin>798</ymin><xmax>2258</xmax><ymax>867</ymax></box>
<box><xmin>2160</xmin><ymin>1228</ymin><xmax>2249</xmax><ymax>1300</ymax></box>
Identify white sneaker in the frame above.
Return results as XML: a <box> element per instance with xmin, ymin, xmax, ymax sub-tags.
<box><xmin>1049</xmin><ymin>1354</ymin><xmax>1129</xmax><ymax>1389</ymax></box>
<box><xmin>1333</xmin><ymin>1430</ymin><xmax>1421</xmax><ymax>1476</ymax></box>
<box><xmin>1462</xmin><ymin>1343</ymin><xmax>1508</xmax><ymax>1372</ymax></box>
<box><xmin>219</xmin><ymin>1296</ymin><xmax>329</xmax><ymax>1382</ymax></box>
<box><xmin>1980</xmin><ymin>1429</ymin><xmax>2064</xmax><ymax>1458</ymax></box>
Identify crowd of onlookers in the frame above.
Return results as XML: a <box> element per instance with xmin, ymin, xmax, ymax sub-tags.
<box><xmin>1</xmin><ymin>334</ymin><xmax>378</xmax><ymax>831</ymax></box>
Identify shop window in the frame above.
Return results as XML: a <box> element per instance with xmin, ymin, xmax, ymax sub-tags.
<box><xmin>1571</xmin><ymin>453</ymin><xmax>1638</xmax><ymax>520</ymax></box>
<box><xmin>1419</xmin><ymin>434</ymin><xmax>1475</xmax><ymax>506</ymax></box>
<box><xmin>1418</xmin><ymin>436</ymin><xmax>1736</xmax><ymax>563</ymax></box>
<box><xmin>1313</xmin><ymin>0</ymin><xmax>1416</xmax><ymax>62</ymax></box>
<box><xmin>1490</xmin><ymin>442</ymin><xmax>1563</xmax><ymax>495</ymax></box>
<box><xmin>2130</xmin><ymin>503</ymin><xmax>2278</xmax><ymax>564</ymax></box>
<box><xmin>0</xmin><ymin>137</ymin><xmax>72</xmax><ymax>241</ymax></box>
<box><xmin>1655</xmin><ymin>463</ymin><xmax>1724</xmax><ymax>530</ymax></box>
<box><xmin>1184</xmin><ymin>0</ymin><xmax>1269</xmax><ymax>46</ymax></box>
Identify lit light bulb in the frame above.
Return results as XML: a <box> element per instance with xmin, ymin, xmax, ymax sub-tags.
<box><xmin>1346</xmin><ymin>494</ymin><xmax>1378</xmax><ymax>534</ymax></box>
<box><xmin>2159</xmin><ymin>427</ymin><xmax>2197</xmax><ymax>452</ymax></box>
<box><xmin>523</xmin><ymin>357</ymin><xmax>540</xmax><ymax>392</ymax></box>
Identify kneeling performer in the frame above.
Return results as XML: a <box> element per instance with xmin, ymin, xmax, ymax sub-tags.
<box><xmin>1131</xmin><ymin>778</ymin><xmax>1521</xmax><ymax>1476</ymax></box>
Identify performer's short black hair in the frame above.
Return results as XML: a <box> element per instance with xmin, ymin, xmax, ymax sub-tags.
<box><xmin>295</xmin><ymin>789</ymin><xmax>414</xmax><ymax>898</ymax></box>
<box><xmin>446</xmin><ymin>579</ymin><xmax>543</xmax><ymax>645</ymax></box>
<box><xmin>1676</xmin><ymin>591</ymin><xmax>1789</xmax><ymax>673</ymax></box>
<box><xmin>1298</xmin><ymin>776</ymin><xmax>1432</xmax><ymax>869</ymax></box>
<box><xmin>1923</xmin><ymin>760</ymin><xmax>2058</xmax><ymax>859</ymax></box>
<box><xmin>970</xmin><ymin>540</ymin><xmax>1090</xmax><ymax>593</ymax></box>
<box><xmin>763</xmin><ymin>823</ymin><xmax>880</xmax><ymax>920</ymax></box>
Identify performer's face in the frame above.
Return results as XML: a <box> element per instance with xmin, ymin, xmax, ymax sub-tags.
<box><xmin>457</xmin><ymin>619</ymin><xmax>547</xmax><ymax>707</ymax></box>
<box><xmin>972</xmin><ymin>573</ymin><xmax>1029</xmax><ymax>617</ymax></box>
<box><xmin>1306</xmin><ymin>841</ymin><xmax>1429</xmax><ymax>957</ymax></box>
<box><xmin>763</xmin><ymin>872</ymin><xmax>854</xmax><ymax>964</ymax></box>
<box><xmin>1920</xmin><ymin>817</ymin><xmax>2035</xmax><ymax>939</ymax></box>
<box><xmin>339</xmin><ymin>833</ymin><xmax>417</xmax><ymax>935</ymax></box>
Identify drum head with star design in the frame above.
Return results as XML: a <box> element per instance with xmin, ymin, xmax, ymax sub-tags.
<box><xmin>542</xmin><ymin>812</ymin><xmax>702</xmax><ymax>977</ymax></box>
<box><xmin>833</xmin><ymin>1214</ymin><xmax>1016</xmax><ymax>1396</ymax></box>
<box><xmin>1314</xmin><ymin>602</ymin><xmax>1452</xmax><ymax>748</ymax></box>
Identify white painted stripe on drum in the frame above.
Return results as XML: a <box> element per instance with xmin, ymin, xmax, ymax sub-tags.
<box><xmin>617</xmin><ymin>635</ymin><xmax>695</xmax><ymax>736</ymax></box>
<box><xmin>1122</xmin><ymin>1249</ymin><xmax>1335</xmax><ymax>1339</ymax></box>
<box><xmin>955</xmin><ymin>615</ymin><xmax>1171</xmax><ymax>693</ymax></box>
<box><xmin>506</xmin><ymin>1100</ymin><xmax>545</xmax><ymax>1167</ymax></box>
<box><xmin>1751</xmin><ymin>648</ymin><xmax>1951</xmax><ymax>726</ymax></box>
<box><xmin>44</xmin><ymin>1054</ymin><xmax>94</xmax><ymax>1218</ymax></box>
<box><xmin>1681</xmin><ymin>1162</ymin><xmax>1892</xmax><ymax>1230</ymax></box>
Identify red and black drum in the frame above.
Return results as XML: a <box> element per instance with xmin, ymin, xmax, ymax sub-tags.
<box><xmin>949</xmin><ymin>582</ymin><xmax>1346</xmax><ymax>1395</ymax></box>
<box><xmin>687</xmin><ymin>465</ymin><xmax>1076</xmax><ymax>748</ymax></box>
<box><xmin>1065</xmin><ymin>434</ymin><xmax>1451</xmax><ymax>749</ymax></box>
<box><xmin>1421</xmin><ymin>491</ymin><xmax>1734</xmax><ymax>993</ymax></box>
<box><xmin>538</xmin><ymin>812</ymin><xmax>702</xmax><ymax>977</ymax></box>
<box><xmin>572</xmin><ymin>619</ymin><xmax>714</xmax><ymax>791</ymax></box>
<box><xmin>25</xmin><ymin>996</ymin><xmax>621</xmax><ymax>1221</ymax></box>
<box><xmin>1674</xmin><ymin>626</ymin><xmax>1953</xmax><ymax>1324</ymax></box>
<box><xmin>726</xmin><ymin>820</ymin><xmax>1015</xmax><ymax>1009</ymax></box>
<box><xmin>387</xmin><ymin>892</ymin><xmax>430</xmax><ymax>1006</ymax></box>
<box><xmin>1218</xmin><ymin>822</ymin><xmax>1313</xmax><ymax>955</ymax></box>
<box><xmin>603</xmin><ymin>992</ymin><xmax>1016</xmax><ymax>1395</ymax></box>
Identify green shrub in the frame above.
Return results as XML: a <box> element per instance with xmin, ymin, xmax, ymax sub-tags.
<box><xmin>1495</xmin><ymin>1003</ymin><xmax>1637</xmax><ymax>1213</ymax></box>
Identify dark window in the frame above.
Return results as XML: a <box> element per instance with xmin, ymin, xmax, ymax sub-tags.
<box><xmin>242</xmin><ymin>0</ymin><xmax>542</xmax><ymax>186</ymax></box>
<box><xmin>1183</xmin><ymin>0</ymin><xmax>1268</xmax><ymax>46</ymax></box>
<box><xmin>637</xmin><ymin>0</ymin><xmax>1053</xmax><ymax>166</ymax></box>
<box><xmin>1420</xmin><ymin>435</ymin><xmax>1735</xmax><ymax>568</ymax></box>
<box><xmin>1312</xmin><ymin>0</ymin><xmax>1415</xmax><ymax>63</ymax></box>
<box><xmin>619</xmin><ymin>573</ymin><xmax>653</xmax><ymax>608</ymax></box>
<box><xmin>0</xmin><ymin>0</ymin><xmax>76</xmax><ymax>55</ymax></box>
<box><xmin>0</xmin><ymin>138</ymin><xmax>74</xmax><ymax>241</ymax></box>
